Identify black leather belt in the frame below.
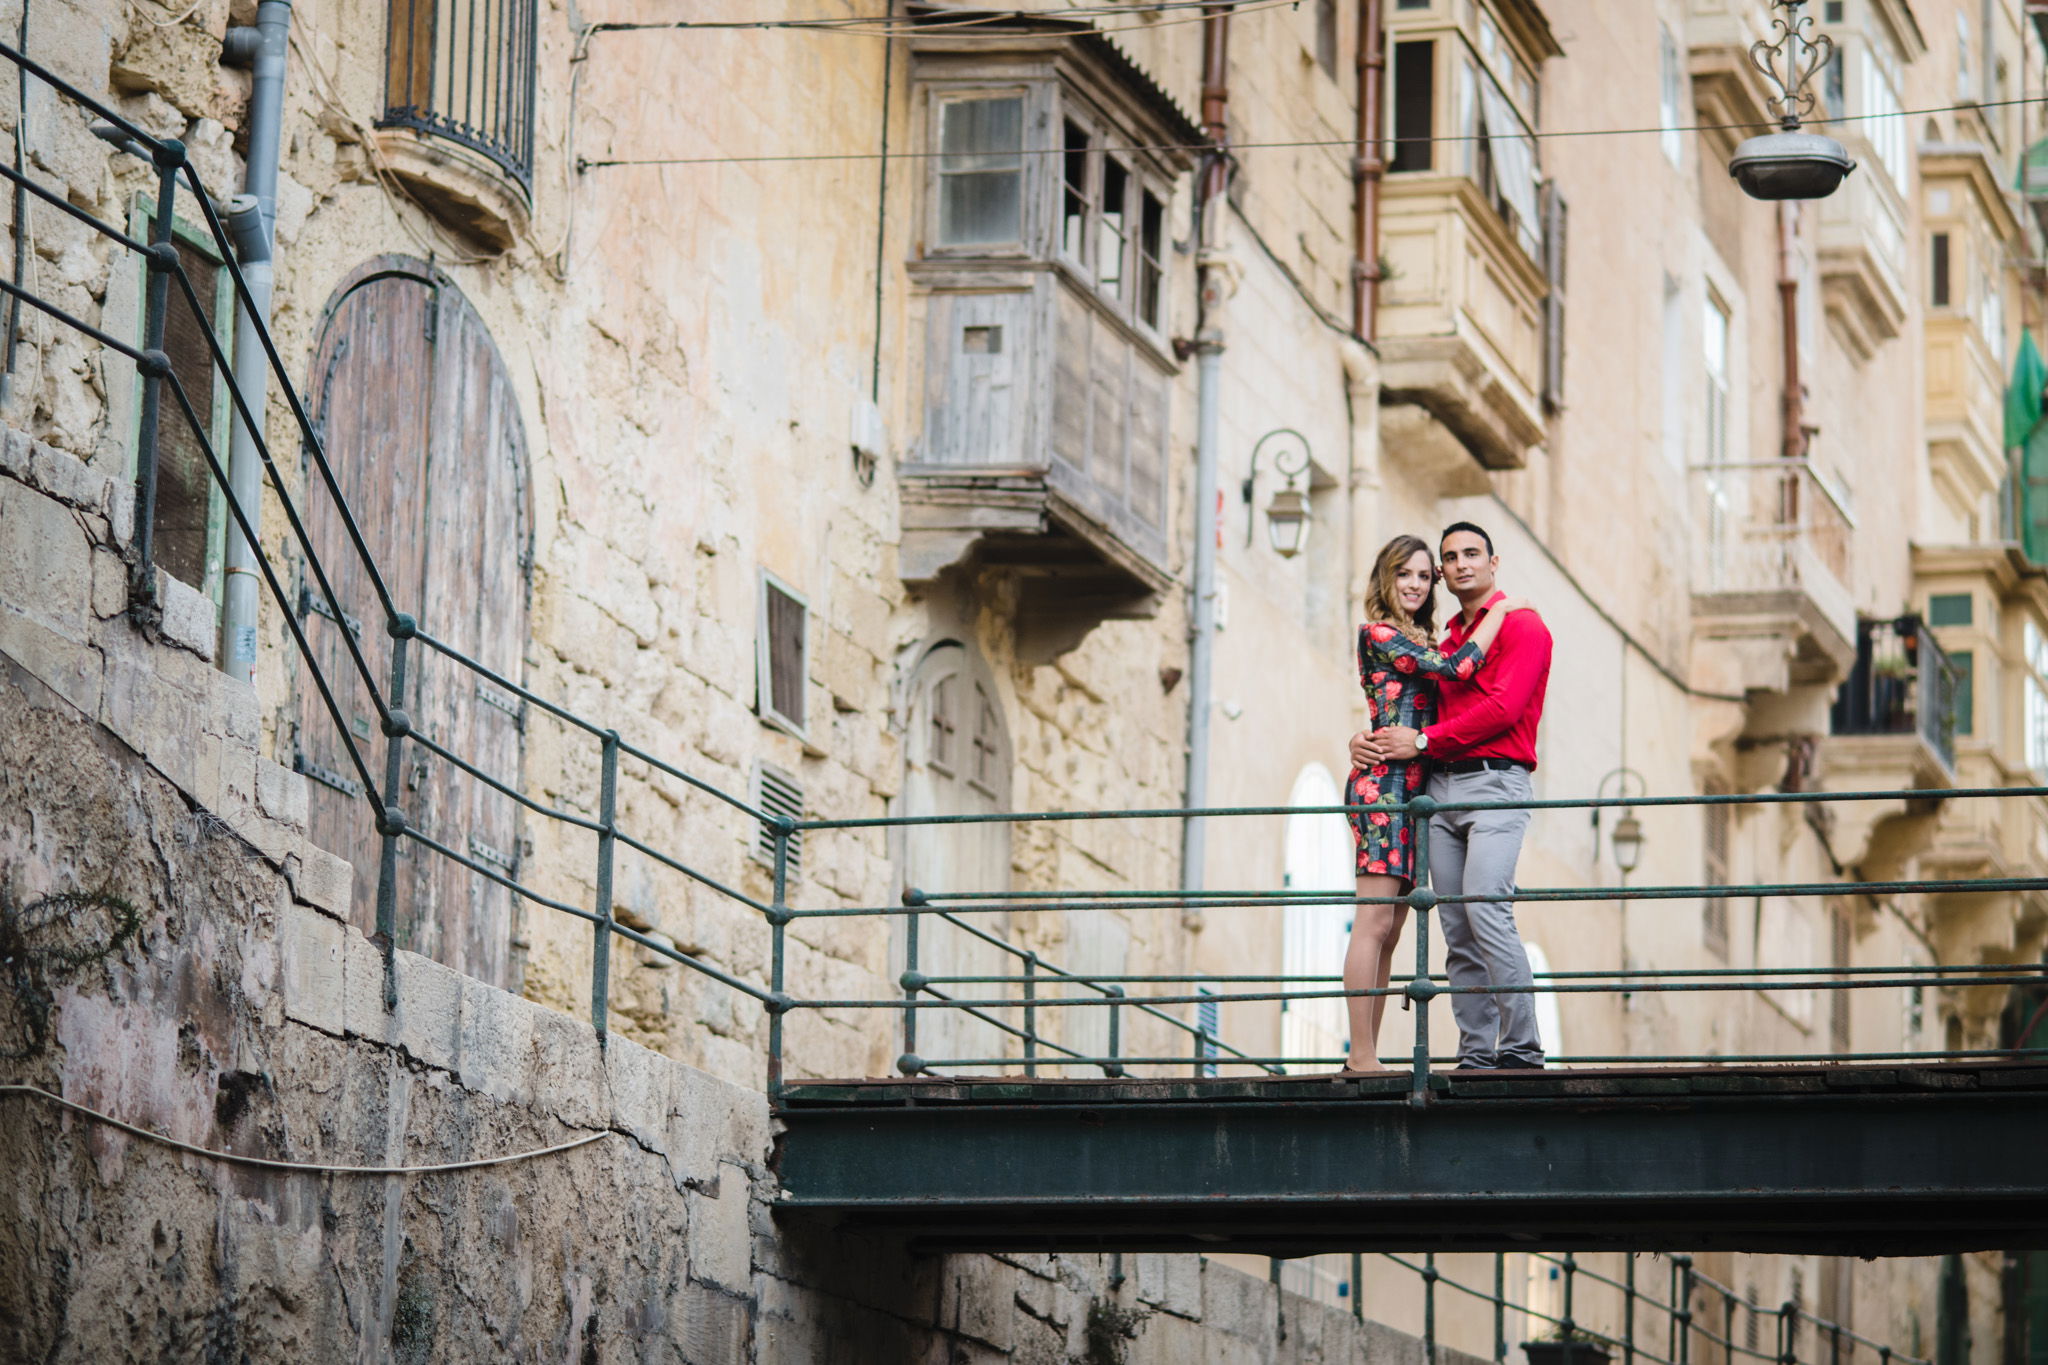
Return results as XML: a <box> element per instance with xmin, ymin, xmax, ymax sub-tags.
<box><xmin>1440</xmin><ymin>757</ymin><xmax>1529</xmax><ymax>774</ymax></box>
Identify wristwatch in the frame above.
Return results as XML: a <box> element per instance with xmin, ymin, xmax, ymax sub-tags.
<box><xmin>1414</xmin><ymin>730</ymin><xmax>1431</xmax><ymax>753</ymax></box>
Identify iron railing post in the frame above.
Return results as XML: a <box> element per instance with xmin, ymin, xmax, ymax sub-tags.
<box><xmin>1023</xmin><ymin>950</ymin><xmax>1037</xmax><ymax>1077</ymax></box>
<box><xmin>1624</xmin><ymin>1255</ymin><xmax>1637</xmax><ymax>1365</ymax></box>
<box><xmin>1829</xmin><ymin>1322</ymin><xmax>1842</xmax><ymax>1365</ymax></box>
<box><xmin>1104</xmin><ymin>984</ymin><xmax>1126</xmax><ymax>1078</ymax></box>
<box><xmin>1352</xmin><ymin>1251</ymin><xmax>1365</xmax><ymax>1323</ymax></box>
<box><xmin>1423</xmin><ymin>1252</ymin><xmax>1439</xmax><ymax>1364</ymax></box>
<box><xmin>899</xmin><ymin>887</ymin><xmax>923</xmax><ymax>1075</ymax></box>
<box><xmin>591</xmin><ymin>729</ymin><xmax>618</xmax><ymax>1041</ymax></box>
<box><xmin>374</xmin><ymin>618</ymin><xmax>413</xmax><ymax>1010</ymax></box>
<box><xmin>1561</xmin><ymin>1254</ymin><xmax>1577</xmax><ymax>1361</ymax></box>
<box><xmin>129</xmin><ymin>143</ymin><xmax>184</xmax><ymax>619</ymax></box>
<box><xmin>1725</xmin><ymin>1293</ymin><xmax>1738</xmax><ymax>1363</ymax></box>
<box><xmin>1779</xmin><ymin>1300</ymin><xmax>1797</xmax><ymax>1365</ymax></box>
<box><xmin>1674</xmin><ymin>1255</ymin><xmax>1693</xmax><ymax>1365</ymax></box>
<box><xmin>767</xmin><ymin>816</ymin><xmax>790</xmax><ymax>1095</ymax></box>
<box><xmin>1494</xmin><ymin>1252</ymin><xmax>1507</xmax><ymax>1362</ymax></box>
<box><xmin>1409</xmin><ymin>794</ymin><xmax>1436</xmax><ymax>1105</ymax></box>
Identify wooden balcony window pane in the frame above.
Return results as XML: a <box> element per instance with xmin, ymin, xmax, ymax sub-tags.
<box><xmin>1061</xmin><ymin>119</ymin><xmax>1092</xmax><ymax>263</ymax></box>
<box><xmin>1391</xmin><ymin>41</ymin><xmax>1434</xmax><ymax>173</ymax></box>
<box><xmin>1137</xmin><ymin>190</ymin><xmax>1165</xmax><ymax>329</ymax></box>
<box><xmin>1098</xmin><ymin>159</ymin><xmax>1130</xmax><ymax>298</ymax></box>
<box><xmin>937</xmin><ymin>97</ymin><xmax>1025</xmax><ymax>246</ymax></box>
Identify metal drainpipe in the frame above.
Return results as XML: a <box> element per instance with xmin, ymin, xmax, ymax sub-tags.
<box><xmin>1778</xmin><ymin>201</ymin><xmax>1807</xmax><ymax>462</ymax></box>
<box><xmin>1352</xmin><ymin>0</ymin><xmax>1385</xmax><ymax>341</ymax></box>
<box><xmin>1182</xmin><ymin>6</ymin><xmax>1231</xmax><ymax>904</ymax></box>
<box><xmin>218</xmin><ymin>0</ymin><xmax>293</xmax><ymax>684</ymax></box>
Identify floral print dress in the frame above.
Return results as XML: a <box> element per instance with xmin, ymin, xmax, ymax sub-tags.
<box><xmin>1347</xmin><ymin>622</ymin><xmax>1488</xmax><ymax>886</ymax></box>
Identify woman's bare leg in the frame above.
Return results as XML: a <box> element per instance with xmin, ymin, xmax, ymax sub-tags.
<box><xmin>1343</xmin><ymin>874</ymin><xmax>1409</xmax><ymax>1071</ymax></box>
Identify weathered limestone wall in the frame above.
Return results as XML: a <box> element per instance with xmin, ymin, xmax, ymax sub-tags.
<box><xmin>0</xmin><ymin>429</ymin><xmax>1490</xmax><ymax>1363</ymax></box>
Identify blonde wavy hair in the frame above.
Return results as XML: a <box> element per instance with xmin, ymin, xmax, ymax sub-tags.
<box><xmin>1362</xmin><ymin>534</ymin><xmax>1438</xmax><ymax>643</ymax></box>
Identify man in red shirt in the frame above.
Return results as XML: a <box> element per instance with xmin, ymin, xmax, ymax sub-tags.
<box><xmin>1352</xmin><ymin>521</ymin><xmax>1552</xmax><ymax>1069</ymax></box>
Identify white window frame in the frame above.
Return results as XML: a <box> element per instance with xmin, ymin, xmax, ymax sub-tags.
<box><xmin>1858</xmin><ymin>42</ymin><xmax>1908</xmax><ymax>188</ymax></box>
<box><xmin>2026</xmin><ymin>621</ymin><xmax>2048</xmax><ymax>777</ymax></box>
<box><xmin>756</xmin><ymin>569</ymin><xmax>810</xmax><ymax>740</ymax></box>
<box><xmin>1703</xmin><ymin>290</ymin><xmax>1732</xmax><ymax>469</ymax></box>
<box><xmin>1658</xmin><ymin>24</ymin><xmax>1684</xmax><ymax>168</ymax></box>
<box><xmin>928</xmin><ymin>80</ymin><xmax>1173</xmax><ymax>339</ymax></box>
<box><xmin>1049</xmin><ymin>98</ymin><xmax>1172</xmax><ymax>337</ymax></box>
<box><xmin>1956</xmin><ymin>9</ymin><xmax>1973</xmax><ymax>101</ymax></box>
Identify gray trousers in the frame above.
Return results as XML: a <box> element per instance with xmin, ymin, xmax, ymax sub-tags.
<box><xmin>1426</xmin><ymin>766</ymin><xmax>1543</xmax><ymax>1068</ymax></box>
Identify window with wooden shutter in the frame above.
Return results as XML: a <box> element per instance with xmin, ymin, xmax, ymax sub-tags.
<box><xmin>134</xmin><ymin>211</ymin><xmax>234</xmax><ymax>603</ymax></box>
<box><xmin>757</xmin><ymin>572</ymin><xmax>808</xmax><ymax>737</ymax></box>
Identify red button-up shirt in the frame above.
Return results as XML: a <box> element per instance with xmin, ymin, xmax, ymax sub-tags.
<box><xmin>1422</xmin><ymin>590</ymin><xmax>1552</xmax><ymax>769</ymax></box>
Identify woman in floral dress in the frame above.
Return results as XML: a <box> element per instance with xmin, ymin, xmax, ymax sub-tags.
<box><xmin>1339</xmin><ymin>534</ymin><xmax>1527</xmax><ymax>1074</ymax></box>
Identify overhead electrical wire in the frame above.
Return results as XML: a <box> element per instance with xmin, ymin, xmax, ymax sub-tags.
<box><xmin>579</xmin><ymin>92</ymin><xmax>2048</xmax><ymax>170</ymax></box>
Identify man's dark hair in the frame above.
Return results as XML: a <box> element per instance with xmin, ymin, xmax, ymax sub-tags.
<box><xmin>1440</xmin><ymin>520</ymin><xmax>1495</xmax><ymax>556</ymax></box>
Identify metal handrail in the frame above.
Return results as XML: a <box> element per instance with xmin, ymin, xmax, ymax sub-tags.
<box><xmin>0</xmin><ymin>46</ymin><xmax>2009</xmax><ymax>1364</ymax></box>
<box><xmin>0</xmin><ymin>26</ymin><xmax>2041</xmax><ymax>1122</ymax></box>
<box><xmin>1345</xmin><ymin>1250</ymin><xmax>1933</xmax><ymax>1365</ymax></box>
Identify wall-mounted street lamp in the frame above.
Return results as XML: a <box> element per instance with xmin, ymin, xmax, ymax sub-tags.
<box><xmin>1243</xmin><ymin>428</ymin><xmax>1313</xmax><ymax>558</ymax></box>
<box><xmin>1594</xmin><ymin>767</ymin><xmax>1648</xmax><ymax>879</ymax></box>
<box><xmin>1729</xmin><ymin>0</ymin><xmax>1855</xmax><ymax>201</ymax></box>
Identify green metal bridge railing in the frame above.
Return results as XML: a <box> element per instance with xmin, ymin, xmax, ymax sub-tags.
<box><xmin>2</xmin><ymin>33</ymin><xmax>2044</xmax><ymax>1097</ymax></box>
<box><xmin>0</xmin><ymin>36</ymin><xmax>2023</xmax><ymax>1365</ymax></box>
<box><xmin>1339</xmin><ymin>1249</ymin><xmax>1929</xmax><ymax>1365</ymax></box>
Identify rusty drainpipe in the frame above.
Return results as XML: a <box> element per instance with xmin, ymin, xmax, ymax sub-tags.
<box><xmin>1353</xmin><ymin>0</ymin><xmax>1385</xmax><ymax>341</ymax></box>
<box><xmin>1199</xmin><ymin>3</ymin><xmax>1232</xmax><ymax>208</ymax></box>
<box><xmin>1777</xmin><ymin>202</ymin><xmax>1808</xmax><ymax>531</ymax></box>
<box><xmin>1778</xmin><ymin>201</ymin><xmax>1807</xmax><ymax>461</ymax></box>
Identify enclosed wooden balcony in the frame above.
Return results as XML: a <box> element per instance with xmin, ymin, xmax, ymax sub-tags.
<box><xmin>1816</xmin><ymin>159</ymin><xmax>1909</xmax><ymax>360</ymax></box>
<box><xmin>899</xmin><ymin>21</ymin><xmax>1197</xmax><ymax>659</ymax></box>
<box><xmin>1376</xmin><ymin>0</ymin><xmax>1559</xmax><ymax>472</ymax></box>
<box><xmin>1377</xmin><ymin>176</ymin><xmax>1550</xmax><ymax>471</ymax></box>
<box><xmin>1922</xmin><ymin>147</ymin><xmax>2026</xmax><ymax>537</ymax></box>
<box><xmin>1689</xmin><ymin>459</ymin><xmax>1858</xmax><ymax>699</ymax></box>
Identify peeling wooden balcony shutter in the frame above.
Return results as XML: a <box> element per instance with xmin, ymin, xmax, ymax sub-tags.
<box><xmin>1541</xmin><ymin>181</ymin><xmax>1568</xmax><ymax>414</ymax></box>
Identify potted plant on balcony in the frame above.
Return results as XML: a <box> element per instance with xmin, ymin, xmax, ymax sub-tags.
<box><xmin>1521</xmin><ymin>1327</ymin><xmax>1615</xmax><ymax>1365</ymax></box>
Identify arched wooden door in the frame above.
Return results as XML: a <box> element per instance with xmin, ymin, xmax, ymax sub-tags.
<box><xmin>901</xmin><ymin>641</ymin><xmax>1014</xmax><ymax>1072</ymax></box>
<box><xmin>294</xmin><ymin>258</ymin><xmax>531</xmax><ymax>989</ymax></box>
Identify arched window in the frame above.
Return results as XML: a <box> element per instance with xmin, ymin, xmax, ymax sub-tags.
<box><xmin>900</xmin><ymin>641</ymin><xmax>1013</xmax><ymax>1071</ymax></box>
<box><xmin>1281</xmin><ymin>763</ymin><xmax>1355</xmax><ymax>1070</ymax></box>
<box><xmin>294</xmin><ymin>258</ymin><xmax>532</xmax><ymax>989</ymax></box>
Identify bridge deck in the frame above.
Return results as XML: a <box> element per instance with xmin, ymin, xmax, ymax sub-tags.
<box><xmin>771</xmin><ymin>1063</ymin><xmax>2048</xmax><ymax>1256</ymax></box>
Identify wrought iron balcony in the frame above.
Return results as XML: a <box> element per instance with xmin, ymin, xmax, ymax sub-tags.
<box><xmin>1831</xmin><ymin>615</ymin><xmax>1960</xmax><ymax>774</ymax></box>
<box><xmin>380</xmin><ymin>0</ymin><xmax>538</xmax><ymax>188</ymax></box>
